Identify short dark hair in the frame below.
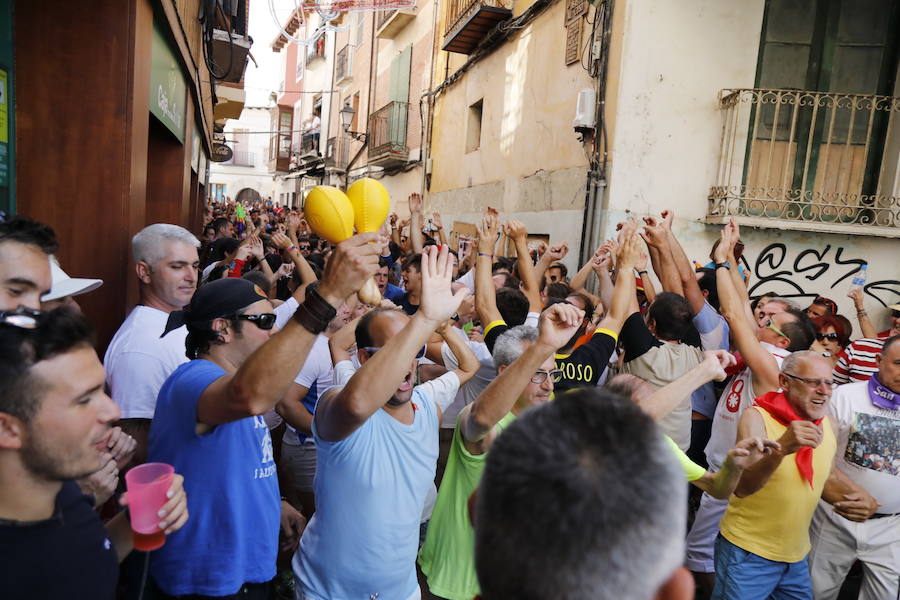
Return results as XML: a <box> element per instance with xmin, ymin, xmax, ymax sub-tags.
<box><xmin>545</xmin><ymin>282</ymin><xmax>572</xmax><ymax>299</ymax></box>
<box><xmin>494</xmin><ymin>272</ymin><xmax>521</xmax><ymax>290</ymax></box>
<box><xmin>475</xmin><ymin>388</ymin><xmax>685</xmax><ymax>599</ymax></box>
<box><xmin>0</xmin><ymin>308</ymin><xmax>94</xmax><ymax>422</ymax></box>
<box><xmin>548</xmin><ymin>263</ymin><xmax>568</xmax><ymax>278</ymax></box>
<box><xmin>355</xmin><ymin>307</ymin><xmax>404</xmax><ymax>349</ymax></box>
<box><xmin>402</xmin><ymin>253</ymin><xmax>423</xmax><ymax>273</ymax></box>
<box><xmin>696</xmin><ymin>268</ymin><xmax>720</xmax><ymax>311</ymax></box>
<box><xmin>648</xmin><ymin>292</ymin><xmax>693</xmax><ymax>341</ymax></box>
<box><xmin>496</xmin><ymin>288</ymin><xmax>529</xmax><ymax>327</ymax></box>
<box><xmin>0</xmin><ymin>215</ymin><xmax>59</xmax><ymax>255</ymax></box>
<box><xmin>781</xmin><ymin>308</ymin><xmax>817</xmax><ymax>352</ymax></box>
<box><xmin>184</xmin><ymin>308</ymin><xmax>247</xmax><ymax>359</ymax></box>
<box><xmin>210</xmin><ymin>217</ymin><xmax>231</xmax><ymax>234</ymax></box>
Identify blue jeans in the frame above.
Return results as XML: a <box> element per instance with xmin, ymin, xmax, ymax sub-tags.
<box><xmin>711</xmin><ymin>535</ymin><xmax>812</xmax><ymax>599</ymax></box>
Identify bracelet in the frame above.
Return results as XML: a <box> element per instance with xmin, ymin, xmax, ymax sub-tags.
<box><xmin>857</xmin><ymin>310</ymin><xmax>867</xmax><ymax>316</ymax></box>
<box><xmin>715</xmin><ymin>261</ymin><xmax>731</xmax><ymax>270</ymax></box>
<box><xmin>637</xmin><ymin>270</ymin><xmax>648</xmax><ymax>275</ymax></box>
<box><xmin>288</xmin><ymin>245</ymin><xmax>298</xmax><ymax>252</ymax></box>
<box><xmin>293</xmin><ymin>285</ymin><xmax>338</xmax><ymax>334</ymax></box>
<box><xmin>478</xmin><ymin>253</ymin><xmax>493</xmax><ymax>258</ymax></box>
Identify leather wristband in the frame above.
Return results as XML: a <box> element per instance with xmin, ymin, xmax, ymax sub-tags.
<box><xmin>293</xmin><ymin>285</ymin><xmax>338</xmax><ymax>334</ymax></box>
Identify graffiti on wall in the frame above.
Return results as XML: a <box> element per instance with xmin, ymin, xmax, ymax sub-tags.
<box><xmin>741</xmin><ymin>243</ymin><xmax>900</xmax><ymax>308</ymax></box>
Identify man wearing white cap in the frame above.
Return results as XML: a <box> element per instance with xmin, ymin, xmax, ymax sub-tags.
<box><xmin>40</xmin><ymin>256</ymin><xmax>103</xmax><ymax>313</ymax></box>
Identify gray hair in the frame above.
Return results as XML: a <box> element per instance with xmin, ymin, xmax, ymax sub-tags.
<box><xmin>132</xmin><ymin>224</ymin><xmax>200</xmax><ymax>265</ymax></box>
<box><xmin>767</xmin><ymin>296</ymin><xmax>800</xmax><ymax>311</ymax></box>
<box><xmin>781</xmin><ymin>349</ymin><xmax>828</xmax><ymax>374</ymax></box>
<box><xmin>492</xmin><ymin>325</ymin><xmax>538</xmax><ymax>369</ymax></box>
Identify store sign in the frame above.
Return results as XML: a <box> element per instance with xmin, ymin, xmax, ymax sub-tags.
<box><xmin>149</xmin><ymin>23</ymin><xmax>187</xmax><ymax>143</ymax></box>
<box><xmin>211</xmin><ymin>142</ymin><xmax>233</xmax><ymax>162</ymax></box>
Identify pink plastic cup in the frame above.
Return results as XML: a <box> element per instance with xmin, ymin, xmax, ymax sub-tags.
<box><xmin>125</xmin><ymin>462</ymin><xmax>174</xmax><ymax>551</ymax></box>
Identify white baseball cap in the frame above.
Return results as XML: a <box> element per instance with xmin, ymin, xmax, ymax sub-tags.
<box><xmin>41</xmin><ymin>256</ymin><xmax>103</xmax><ymax>302</ymax></box>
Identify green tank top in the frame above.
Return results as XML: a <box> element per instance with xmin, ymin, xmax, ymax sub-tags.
<box><xmin>418</xmin><ymin>412</ymin><xmax>517</xmax><ymax>599</ymax></box>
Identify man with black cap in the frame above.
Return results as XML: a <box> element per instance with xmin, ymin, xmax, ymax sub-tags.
<box><xmin>146</xmin><ymin>232</ymin><xmax>385</xmax><ymax>599</ymax></box>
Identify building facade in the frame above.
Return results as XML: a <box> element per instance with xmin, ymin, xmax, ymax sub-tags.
<box><xmin>209</xmin><ymin>107</ymin><xmax>277</xmax><ymax>206</ymax></box>
<box><xmin>1</xmin><ymin>0</ymin><xmax>251</xmax><ymax>346</ymax></box>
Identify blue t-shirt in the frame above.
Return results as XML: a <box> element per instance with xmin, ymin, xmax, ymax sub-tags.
<box><xmin>691</xmin><ymin>302</ymin><xmax>732</xmax><ymax>418</ymax></box>
<box><xmin>148</xmin><ymin>360</ymin><xmax>281</xmax><ymax>596</ymax></box>
<box><xmin>384</xmin><ymin>283</ymin><xmax>405</xmax><ymax>303</ymax></box>
<box><xmin>293</xmin><ymin>386</ymin><xmax>440</xmax><ymax>599</ymax></box>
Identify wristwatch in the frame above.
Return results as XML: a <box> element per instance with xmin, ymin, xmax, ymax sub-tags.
<box><xmin>714</xmin><ymin>261</ymin><xmax>731</xmax><ymax>270</ymax></box>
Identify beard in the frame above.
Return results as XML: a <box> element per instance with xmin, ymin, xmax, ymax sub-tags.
<box><xmin>21</xmin><ymin>426</ymin><xmax>99</xmax><ymax>482</ymax></box>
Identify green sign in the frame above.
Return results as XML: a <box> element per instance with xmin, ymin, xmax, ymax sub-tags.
<box><xmin>150</xmin><ymin>23</ymin><xmax>187</xmax><ymax>143</ymax></box>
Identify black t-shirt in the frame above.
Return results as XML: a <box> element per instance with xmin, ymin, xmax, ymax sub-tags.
<box><xmin>554</xmin><ymin>329</ymin><xmax>618</xmax><ymax>392</ymax></box>
<box><xmin>483</xmin><ymin>319</ymin><xmax>617</xmax><ymax>393</ymax></box>
<box><xmin>394</xmin><ymin>292</ymin><xmax>419</xmax><ymax>316</ymax></box>
<box><xmin>0</xmin><ymin>481</ymin><xmax>119</xmax><ymax>600</ymax></box>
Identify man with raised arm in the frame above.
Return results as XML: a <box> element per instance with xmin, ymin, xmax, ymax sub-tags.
<box><xmin>685</xmin><ymin>219</ymin><xmax>816</xmax><ymax>593</ymax></box>
<box><xmin>292</xmin><ymin>245</ymin><xmax>470</xmax><ymax>600</ymax></box>
<box><xmin>419</xmin><ymin>303</ymin><xmax>585</xmax><ymax>600</ymax></box>
<box><xmin>146</xmin><ymin>233</ymin><xmax>384</xmax><ymax>598</ymax></box>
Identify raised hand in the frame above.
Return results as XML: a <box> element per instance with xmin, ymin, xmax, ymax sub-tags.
<box><xmin>389</xmin><ymin>213</ymin><xmax>399</xmax><ymax>227</ymax></box>
<box><xmin>727</xmin><ymin>436</ymin><xmax>780</xmax><ymax>471</ymax></box>
<box><xmin>504</xmin><ymin>220</ymin><xmax>528</xmax><ymax>242</ymax></box>
<box><xmin>271</xmin><ymin>231</ymin><xmax>293</xmax><ymax>250</ymax></box>
<box><xmin>275</xmin><ymin>262</ymin><xmax>295</xmax><ymax>279</ymax></box>
<box><xmin>660</xmin><ymin>209</ymin><xmax>674</xmax><ymax>230</ymax></box>
<box><xmin>640</xmin><ymin>216</ymin><xmax>668</xmax><ymax>249</ymax></box>
<box><xmin>432</xmin><ymin>212</ymin><xmax>444</xmax><ymax>231</ymax></box>
<box><xmin>287</xmin><ymin>212</ymin><xmax>303</xmax><ymax>233</ymax></box>
<box><xmin>248</xmin><ymin>236</ymin><xmax>264</xmax><ymax>260</ymax></box>
<box><xmin>319</xmin><ymin>232</ymin><xmax>388</xmax><ymax>305</ymax></box>
<box><xmin>476</xmin><ymin>211</ymin><xmax>500</xmax><ymax>254</ymax></box>
<box><xmin>408</xmin><ymin>192</ymin><xmax>423</xmax><ymax>214</ymax></box>
<box><xmin>419</xmin><ymin>245</ymin><xmax>468</xmax><ymax>324</ymax></box>
<box><xmin>537</xmin><ymin>303</ymin><xmax>585</xmax><ymax>350</ymax></box>
<box><xmin>615</xmin><ymin>221</ymin><xmax>641</xmax><ymax>271</ymax></box>
<box><xmin>848</xmin><ymin>288</ymin><xmax>865</xmax><ymax>310</ymax></box>
<box><xmin>546</xmin><ymin>241</ymin><xmax>569</xmax><ymax>262</ymax></box>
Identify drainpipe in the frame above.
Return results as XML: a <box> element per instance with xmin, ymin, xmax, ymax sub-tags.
<box><xmin>421</xmin><ymin>0</ymin><xmax>441</xmax><ymax>197</ymax></box>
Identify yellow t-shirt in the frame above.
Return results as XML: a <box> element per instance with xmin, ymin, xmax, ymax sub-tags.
<box><xmin>720</xmin><ymin>408</ymin><xmax>836</xmax><ymax>563</ymax></box>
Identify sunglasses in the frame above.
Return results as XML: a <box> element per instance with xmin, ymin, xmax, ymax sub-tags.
<box><xmin>893</xmin><ymin>310</ymin><xmax>900</xmax><ymax>319</ymax></box>
<box><xmin>363</xmin><ymin>345</ymin><xmax>427</xmax><ymax>359</ymax></box>
<box><xmin>0</xmin><ymin>306</ymin><xmax>44</xmax><ymax>329</ymax></box>
<box><xmin>764</xmin><ymin>317</ymin><xmax>789</xmax><ymax>340</ymax></box>
<box><xmin>227</xmin><ymin>313</ymin><xmax>277</xmax><ymax>330</ymax></box>
<box><xmin>816</xmin><ymin>332</ymin><xmax>839</xmax><ymax>342</ymax></box>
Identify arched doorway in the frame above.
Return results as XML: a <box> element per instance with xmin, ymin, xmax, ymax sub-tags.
<box><xmin>236</xmin><ymin>188</ymin><xmax>261</xmax><ymax>204</ymax></box>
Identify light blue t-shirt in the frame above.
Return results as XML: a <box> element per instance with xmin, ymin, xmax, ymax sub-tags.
<box><xmin>293</xmin><ymin>385</ymin><xmax>441</xmax><ymax>600</ymax></box>
<box><xmin>148</xmin><ymin>360</ymin><xmax>281</xmax><ymax>596</ymax></box>
<box><xmin>691</xmin><ymin>301</ymin><xmax>732</xmax><ymax>418</ymax></box>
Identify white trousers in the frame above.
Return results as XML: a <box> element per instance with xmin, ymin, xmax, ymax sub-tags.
<box><xmin>808</xmin><ymin>501</ymin><xmax>900</xmax><ymax>600</ymax></box>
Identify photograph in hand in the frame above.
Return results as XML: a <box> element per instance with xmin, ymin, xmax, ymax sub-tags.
<box><xmin>845</xmin><ymin>412</ymin><xmax>900</xmax><ymax>476</ymax></box>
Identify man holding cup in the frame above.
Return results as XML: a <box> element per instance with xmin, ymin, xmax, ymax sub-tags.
<box><xmin>0</xmin><ymin>307</ymin><xmax>188</xmax><ymax>600</ymax></box>
<box><xmin>147</xmin><ymin>233</ymin><xmax>385</xmax><ymax>598</ymax></box>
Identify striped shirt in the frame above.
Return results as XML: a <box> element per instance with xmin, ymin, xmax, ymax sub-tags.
<box><xmin>833</xmin><ymin>338</ymin><xmax>885</xmax><ymax>385</ymax></box>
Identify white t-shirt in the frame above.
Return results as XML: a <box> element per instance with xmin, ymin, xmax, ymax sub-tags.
<box><xmin>705</xmin><ymin>342</ymin><xmax>790</xmax><ymax>470</ymax></box>
<box><xmin>828</xmin><ymin>381</ymin><xmax>900</xmax><ymax>513</ymax></box>
<box><xmin>104</xmin><ymin>305</ymin><xmax>189</xmax><ymax>419</ymax></box>
<box><xmin>274</xmin><ymin>296</ymin><xmax>298</xmax><ymax>330</ymax></box>
<box><xmin>283</xmin><ymin>334</ymin><xmax>334</xmax><ymax>446</ymax></box>
<box><xmin>439</xmin><ymin>327</ymin><xmax>496</xmax><ymax>428</ymax></box>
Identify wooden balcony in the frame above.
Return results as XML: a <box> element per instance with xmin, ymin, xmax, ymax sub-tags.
<box><xmin>442</xmin><ymin>0</ymin><xmax>511</xmax><ymax>55</ymax></box>
<box><xmin>368</xmin><ymin>101</ymin><xmax>409</xmax><ymax>168</ymax></box>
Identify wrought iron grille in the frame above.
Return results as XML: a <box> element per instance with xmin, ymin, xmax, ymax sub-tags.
<box><xmin>709</xmin><ymin>88</ymin><xmax>900</xmax><ymax>228</ymax></box>
<box><xmin>444</xmin><ymin>0</ymin><xmax>507</xmax><ymax>37</ymax></box>
<box><xmin>336</xmin><ymin>45</ymin><xmax>350</xmax><ymax>82</ymax></box>
<box><xmin>367</xmin><ymin>101</ymin><xmax>409</xmax><ymax>157</ymax></box>
<box><xmin>377</xmin><ymin>8</ymin><xmax>397</xmax><ymax>29</ymax></box>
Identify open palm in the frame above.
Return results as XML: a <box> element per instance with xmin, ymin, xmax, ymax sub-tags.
<box><xmin>419</xmin><ymin>245</ymin><xmax>467</xmax><ymax>323</ymax></box>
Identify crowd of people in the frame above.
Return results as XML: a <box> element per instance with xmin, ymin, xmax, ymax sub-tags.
<box><xmin>1</xmin><ymin>193</ymin><xmax>898</xmax><ymax>600</ymax></box>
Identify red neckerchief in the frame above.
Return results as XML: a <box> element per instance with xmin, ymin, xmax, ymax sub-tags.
<box><xmin>753</xmin><ymin>391</ymin><xmax>823</xmax><ymax>488</ymax></box>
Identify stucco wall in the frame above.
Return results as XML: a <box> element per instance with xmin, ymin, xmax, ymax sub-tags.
<box><xmin>603</xmin><ymin>0</ymin><xmax>899</xmax><ymax>322</ymax></box>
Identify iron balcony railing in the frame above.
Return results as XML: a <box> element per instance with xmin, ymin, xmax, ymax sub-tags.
<box><xmin>444</xmin><ymin>0</ymin><xmax>506</xmax><ymax>37</ymax></box>
<box><xmin>377</xmin><ymin>8</ymin><xmax>396</xmax><ymax>29</ymax></box>
<box><xmin>336</xmin><ymin>45</ymin><xmax>350</xmax><ymax>82</ymax></box>
<box><xmin>709</xmin><ymin>88</ymin><xmax>900</xmax><ymax>229</ymax></box>
<box><xmin>368</xmin><ymin>101</ymin><xmax>409</xmax><ymax>157</ymax></box>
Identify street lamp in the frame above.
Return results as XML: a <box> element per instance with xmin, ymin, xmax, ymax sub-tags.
<box><xmin>340</xmin><ymin>102</ymin><xmax>367</xmax><ymax>142</ymax></box>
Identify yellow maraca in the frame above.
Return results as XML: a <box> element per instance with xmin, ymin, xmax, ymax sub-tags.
<box><xmin>347</xmin><ymin>178</ymin><xmax>391</xmax><ymax>305</ymax></box>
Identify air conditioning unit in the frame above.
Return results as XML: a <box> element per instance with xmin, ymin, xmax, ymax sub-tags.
<box><xmin>210</xmin><ymin>29</ymin><xmax>252</xmax><ymax>83</ymax></box>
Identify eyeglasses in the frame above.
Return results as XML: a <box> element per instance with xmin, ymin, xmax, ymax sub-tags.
<box><xmin>816</xmin><ymin>332</ymin><xmax>839</xmax><ymax>342</ymax></box>
<box><xmin>531</xmin><ymin>369</ymin><xmax>563</xmax><ymax>384</ymax></box>
<box><xmin>363</xmin><ymin>345</ymin><xmax>427</xmax><ymax>359</ymax></box>
<box><xmin>298</xmin><ymin>245</ymin><xmax>310</xmax><ymax>250</ymax></box>
<box><xmin>227</xmin><ymin>313</ymin><xmax>277</xmax><ymax>330</ymax></box>
<box><xmin>783</xmin><ymin>372</ymin><xmax>836</xmax><ymax>389</ymax></box>
<box><xmin>764</xmin><ymin>318</ymin><xmax>789</xmax><ymax>340</ymax></box>
<box><xmin>0</xmin><ymin>306</ymin><xmax>44</xmax><ymax>329</ymax></box>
